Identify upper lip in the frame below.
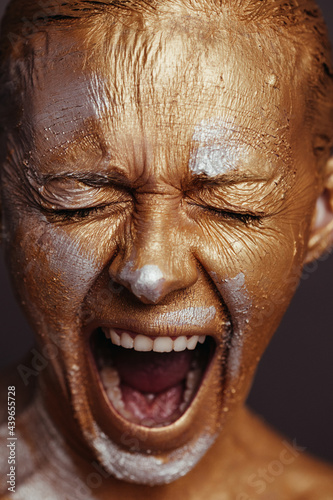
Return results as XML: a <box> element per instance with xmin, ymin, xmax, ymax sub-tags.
<box><xmin>84</xmin><ymin>317</ymin><xmax>224</xmax><ymax>344</ymax></box>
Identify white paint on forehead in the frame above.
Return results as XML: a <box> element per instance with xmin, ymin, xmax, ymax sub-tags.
<box><xmin>159</xmin><ymin>306</ymin><xmax>216</xmax><ymax>327</ymax></box>
<box><xmin>189</xmin><ymin>118</ymin><xmax>247</xmax><ymax>177</ymax></box>
<box><xmin>120</xmin><ymin>263</ymin><xmax>165</xmax><ymax>303</ymax></box>
<box><xmin>88</xmin><ymin>72</ymin><xmax>117</xmax><ymax>120</ymax></box>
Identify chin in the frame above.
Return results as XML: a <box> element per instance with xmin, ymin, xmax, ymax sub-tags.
<box><xmin>87</xmin><ymin>425</ymin><xmax>217</xmax><ymax>485</ymax></box>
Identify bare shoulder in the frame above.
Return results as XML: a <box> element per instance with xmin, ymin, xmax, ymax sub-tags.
<box><xmin>237</xmin><ymin>408</ymin><xmax>333</xmax><ymax>499</ymax></box>
<box><xmin>295</xmin><ymin>454</ymin><xmax>333</xmax><ymax>499</ymax></box>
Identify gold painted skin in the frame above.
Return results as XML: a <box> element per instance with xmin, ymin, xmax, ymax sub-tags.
<box><xmin>1</xmin><ymin>1</ymin><xmax>333</xmax><ymax>498</ymax></box>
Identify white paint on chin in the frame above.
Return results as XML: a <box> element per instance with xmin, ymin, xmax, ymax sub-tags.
<box><xmin>119</xmin><ymin>263</ymin><xmax>165</xmax><ymax>302</ymax></box>
<box><xmin>91</xmin><ymin>426</ymin><xmax>217</xmax><ymax>486</ymax></box>
<box><xmin>189</xmin><ymin>118</ymin><xmax>246</xmax><ymax>177</ymax></box>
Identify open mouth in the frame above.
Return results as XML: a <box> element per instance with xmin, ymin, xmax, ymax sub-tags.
<box><xmin>91</xmin><ymin>328</ymin><xmax>216</xmax><ymax>428</ymax></box>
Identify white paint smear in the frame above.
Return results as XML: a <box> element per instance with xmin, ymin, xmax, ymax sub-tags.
<box><xmin>159</xmin><ymin>306</ymin><xmax>216</xmax><ymax>327</ymax></box>
<box><xmin>190</xmin><ymin>118</ymin><xmax>247</xmax><ymax>177</ymax></box>
<box><xmin>211</xmin><ymin>271</ymin><xmax>252</xmax><ymax>379</ymax></box>
<box><xmin>120</xmin><ymin>263</ymin><xmax>165</xmax><ymax>302</ymax></box>
<box><xmin>92</xmin><ymin>427</ymin><xmax>217</xmax><ymax>486</ymax></box>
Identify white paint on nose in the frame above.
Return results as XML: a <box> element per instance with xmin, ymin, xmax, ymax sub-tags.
<box><xmin>119</xmin><ymin>263</ymin><xmax>165</xmax><ymax>302</ymax></box>
<box><xmin>189</xmin><ymin>117</ymin><xmax>246</xmax><ymax>177</ymax></box>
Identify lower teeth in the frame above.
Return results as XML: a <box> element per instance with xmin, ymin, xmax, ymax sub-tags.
<box><xmin>100</xmin><ymin>366</ymin><xmax>125</xmax><ymax>412</ymax></box>
<box><xmin>100</xmin><ymin>359</ymin><xmax>202</xmax><ymax>427</ymax></box>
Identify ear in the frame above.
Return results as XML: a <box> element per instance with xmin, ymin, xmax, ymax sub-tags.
<box><xmin>305</xmin><ymin>157</ymin><xmax>333</xmax><ymax>264</ymax></box>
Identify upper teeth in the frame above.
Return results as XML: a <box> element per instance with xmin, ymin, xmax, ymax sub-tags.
<box><xmin>102</xmin><ymin>328</ymin><xmax>206</xmax><ymax>352</ymax></box>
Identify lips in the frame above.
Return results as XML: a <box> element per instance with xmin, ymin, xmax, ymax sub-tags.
<box><xmin>91</xmin><ymin>328</ymin><xmax>215</xmax><ymax>428</ymax></box>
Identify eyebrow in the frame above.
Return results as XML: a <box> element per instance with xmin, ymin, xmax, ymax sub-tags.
<box><xmin>188</xmin><ymin>171</ymin><xmax>276</xmax><ymax>187</ymax></box>
<box><xmin>32</xmin><ymin>170</ymin><xmax>132</xmax><ymax>188</ymax></box>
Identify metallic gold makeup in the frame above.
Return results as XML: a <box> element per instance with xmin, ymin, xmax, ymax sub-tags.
<box><xmin>0</xmin><ymin>0</ymin><xmax>333</xmax><ymax>496</ymax></box>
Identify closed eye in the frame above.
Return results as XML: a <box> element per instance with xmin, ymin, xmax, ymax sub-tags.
<box><xmin>49</xmin><ymin>205</ymin><xmax>108</xmax><ymax>221</ymax></box>
<box><xmin>42</xmin><ymin>201</ymin><xmax>130</xmax><ymax>223</ymax></box>
<box><xmin>187</xmin><ymin>202</ymin><xmax>263</xmax><ymax>225</ymax></box>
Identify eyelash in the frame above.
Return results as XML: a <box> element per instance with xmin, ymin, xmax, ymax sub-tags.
<box><xmin>46</xmin><ymin>205</ymin><xmax>108</xmax><ymax>222</ymax></box>
<box><xmin>190</xmin><ymin>203</ymin><xmax>262</xmax><ymax>225</ymax></box>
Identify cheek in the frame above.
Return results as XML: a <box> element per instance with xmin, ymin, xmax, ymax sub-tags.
<box><xmin>196</xmin><ymin>221</ymin><xmax>304</xmax><ymax>379</ymax></box>
<box><xmin>6</xmin><ymin>215</ymin><xmax>101</xmax><ymax>326</ymax></box>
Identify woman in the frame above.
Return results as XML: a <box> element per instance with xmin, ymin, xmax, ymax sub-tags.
<box><xmin>0</xmin><ymin>0</ymin><xmax>332</xmax><ymax>497</ymax></box>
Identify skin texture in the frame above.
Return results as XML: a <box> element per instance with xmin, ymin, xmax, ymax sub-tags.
<box><xmin>1</xmin><ymin>0</ymin><xmax>333</xmax><ymax>498</ymax></box>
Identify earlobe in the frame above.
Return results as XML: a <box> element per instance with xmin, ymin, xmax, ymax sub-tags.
<box><xmin>305</xmin><ymin>161</ymin><xmax>333</xmax><ymax>264</ymax></box>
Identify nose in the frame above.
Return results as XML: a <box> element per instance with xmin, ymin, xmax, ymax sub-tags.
<box><xmin>108</xmin><ymin>194</ymin><xmax>198</xmax><ymax>304</ymax></box>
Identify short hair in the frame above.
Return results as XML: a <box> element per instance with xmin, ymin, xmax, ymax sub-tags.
<box><xmin>0</xmin><ymin>0</ymin><xmax>332</xmax><ymax>166</ymax></box>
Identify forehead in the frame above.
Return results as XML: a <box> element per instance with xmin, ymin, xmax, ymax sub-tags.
<box><xmin>24</xmin><ymin>20</ymin><xmax>301</xmax><ymax>182</ymax></box>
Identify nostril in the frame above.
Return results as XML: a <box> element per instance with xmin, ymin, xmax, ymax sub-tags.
<box><xmin>108</xmin><ymin>278</ymin><xmax>125</xmax><ymax>295</ymax></box>
<box><xmin>119</xmin><ymin>262</ymin><xmax>166</xmax><ymax>303</ymax></box>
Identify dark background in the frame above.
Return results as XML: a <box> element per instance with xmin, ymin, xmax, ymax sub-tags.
<box><xmin>0</xmin><ymin>0</ymin><xmax>332</xmax><ymax>463</ymax></box>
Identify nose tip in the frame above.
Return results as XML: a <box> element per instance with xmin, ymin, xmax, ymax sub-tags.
<box><xmin>109</xmin><ymin>256</ymin><xmax>198</xmax><ymax>304</ymax></box>
<box><xmin>118</xmin><ymin>262</ymin><xmax>166</xmax><ymax>304</ymax></box>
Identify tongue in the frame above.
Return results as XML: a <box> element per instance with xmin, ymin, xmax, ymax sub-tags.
<box><xmin>121</xmin><ymin>383</ymin><xmax>184</xmax><ymax>425</ymax></box>
<box><xmin>112</xmin><ymin>346</ymin><xmax>194</xmax><ymax>393</ymax></box>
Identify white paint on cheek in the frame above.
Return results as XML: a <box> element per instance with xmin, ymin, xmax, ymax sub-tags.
<box><xmin>159</xmin><ymin>306</ymin><xmax>216</xmax><ymax>327</ymax></box>
<box><xmin>211</xmin><ymin>271</ymin><xmax>252</xmax><ymax>379</ymax></box>
<box><xmin>119</xmin><ymin>263</ymin><xmax>165</xmax><ymax>302</ymax></box>
<box><xmin>21</xmin><ymin>214</ymin><xmax>99</xmax><ymax>293</ymax></box>
<box><xmin>189</xmin><ymin>118</ymin><xmax>247</xmax><ymax>177</ymax></box>
<box><xmin>18</xmin><ymin>218</ymin><xmax>100</xmax><ymax>399</ymax></box>
<box><xmin>44</xmin><ymin>225</ymin><xmax>99</xmax><ymax>292</ymax></box>
<box><xmin>221</xmin><ymin>272</ymin><xmax>251</xmax><ymax>330</ymax></box>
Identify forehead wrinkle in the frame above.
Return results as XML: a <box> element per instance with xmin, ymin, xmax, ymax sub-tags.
<box><xmin>84</xmin><ymin>14</ymin><xmax>294</xmax><ymax>124</ymax></box>
<box><xmin>86</xmin><ymin>20</ymin><xmax>222</xmax><ymax>125</ymax></box>
<box><xmin>26</xmin><ymin>18</ymin><xmax>294</xmax><ymax>185</ymax></box>
<box><xmin>84</xmin><ymin>25</ymin><xmax>168</xmax><ymax>127</ymax></box>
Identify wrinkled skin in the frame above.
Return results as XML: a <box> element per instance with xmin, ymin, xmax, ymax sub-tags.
<box><xmin>1</xmin><ymin>7</ymin><xmax>333</xmax><ymax>500</ymax></box>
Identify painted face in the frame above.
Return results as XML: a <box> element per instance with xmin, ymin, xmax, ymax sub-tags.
<box><xmin>0</xmin><ymin>19</ymin><xmax>320</xmax><ymax>485</ymax></box>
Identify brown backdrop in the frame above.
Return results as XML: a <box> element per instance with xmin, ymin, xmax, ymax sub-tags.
<box><xmin>0</xmin><ymin>0</ymin><xmax>332</xmax><ymax>463</ymax></box>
